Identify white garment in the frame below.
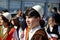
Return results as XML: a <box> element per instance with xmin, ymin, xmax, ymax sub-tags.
<box><xmin>13</xmin><ymin>26</ymin><xmax>19</xmax><ymax>40</ymax></box>
<box><xmin>50</xmin><ymin>34</ymin><xmax>58</xmax><ymax>38</ymax></box>
<box><xmin>24</xmin><ymin>25</ymin><xmax>41</xmax><ymax>40</ymax></box>
<box><xmin>13</xmin><ymin>26</ymin><xmax>23</xmax><ymax>40</ymax></box>
<box><xmin>19</xmin><ymin>27</ymin><xmax>24</xmax><ymax>40</ymax></box>
<box><xmin>29</xmin><ymin>25</ymin><xmax>41</xmax><ymax>40</ymax></box>
<box><xmin>49</xmin><ymin>26</ymin><xmax>53</xmax><ymax>32</ymax></box>
<box><xmin>24</xmin><ymin>28</ymin><xmax>26</xmax><ymax>40</ymax></box>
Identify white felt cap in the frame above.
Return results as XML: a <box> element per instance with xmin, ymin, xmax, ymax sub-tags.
<box><xmin>32</xmin><ymin>5</ymin><xmax>44</xmax><ymax>18</ymax></box>
<box><xmin>2</xmin><ymin>12</ymin><xmax>11</xmax><ymax>20</ymax></box>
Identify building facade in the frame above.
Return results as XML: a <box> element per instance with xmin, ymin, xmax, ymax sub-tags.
<box><xmin>0</xmin><ymin>0</ymin><xmax>60</xmax><ymax>16</ymax></box>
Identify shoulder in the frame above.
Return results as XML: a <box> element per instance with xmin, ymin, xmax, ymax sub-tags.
<box><xmin>31</xmin><ymin>34</ymin><xmax>44</xmax><ymax>40</ymax></box>
<box><xmin>34</xmin><ymin>28</ymin><xmax>46</xmax><ymax>36</ymax></box>
<box><xmin>31</xmin><ymin>28</ymin><xmax>48</xmax><ymax>40</ymax></box>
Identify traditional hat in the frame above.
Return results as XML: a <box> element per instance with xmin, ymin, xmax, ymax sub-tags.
<box><xmin>32</xmin><ymin>5</ymin><xmax>44</xmax><ymax>18</ymax></box>
<box><xmin>2</xmin><ymin>12</ymin><xmax>11</xmax><ymax>20</ymax></box>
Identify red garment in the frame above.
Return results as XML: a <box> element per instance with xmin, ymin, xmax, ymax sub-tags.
<box><xmin>25</xmin><ymin>27</ymin><xmax>30</xmax><ymax>40</ymax></box>
<box><xmin>0</xmin><ymin>37</ymin><xmax>2</xmax><ymax>40</ymax></box>
<box><xmin>25</xmin><ymin>27</ymin><xmax>29</xmax><ymax>40</ymax></box>
<box><xmin>0</xmin><ymin>28</ymin><xmax>16</xmax><ymax>40</ymax></box>
<box><xmin>6</xmin><ymin>28</ymin><xmax>16</xmax><ymax>40</ymax></box>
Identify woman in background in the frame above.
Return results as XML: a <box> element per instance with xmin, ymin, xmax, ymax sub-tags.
<box><xmin>10</xmin><ymin>18</ymin><xmax>24</xmax><ymax>40</ymax></box>
<box><xmin>0</xmin><ymin>15</ymin><xmax>15</xmax><ymax>40</ymax></box>
<box><xmin>46</xmin><ymin>17</ymin><xmax>59</xmax><ymax>40</ymax></box>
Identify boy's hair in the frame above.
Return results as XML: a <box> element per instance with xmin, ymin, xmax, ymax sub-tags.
<box><xmin>25</xmin><ymin>8</ymin><xmax>41</xmax><ymax>18</ymax></box>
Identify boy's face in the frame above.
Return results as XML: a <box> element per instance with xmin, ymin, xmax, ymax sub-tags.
<box><xmin>26</xmin><ymin>16</ymin><xmax>40</xmax><ymax>29</ymax></box>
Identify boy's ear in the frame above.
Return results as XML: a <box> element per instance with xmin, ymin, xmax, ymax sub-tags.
<box><xmin>36</xmin><ymin>17</ymin><xmax>40</xmax><ymax>21</ymax></box>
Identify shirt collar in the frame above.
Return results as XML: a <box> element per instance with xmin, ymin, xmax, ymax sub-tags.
<box><xmin>49</xmin><ymin>26</ymin><xmax>53</xmax><ymax>32</ymax></box>
<box><xmin>30</xmin><ymin>25</ymin><xmax>41</xmax><ymax>33</ymax></box>
<box><xmin>29</xmin><ymin>25</ymin><xmax>41</xmax><ymax>40</ymax></box>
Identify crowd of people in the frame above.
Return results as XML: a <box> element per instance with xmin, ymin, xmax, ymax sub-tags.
<box><xmin>0</xmin><ymin>5</ymin><xmax>60</xmax><ymax>40</ymax></box>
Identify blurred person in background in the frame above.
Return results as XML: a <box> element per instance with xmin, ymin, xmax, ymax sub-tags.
<box><xmin>49</xmin><ymin>7</ymin><xmax>57</xmax><ymax>17</ymax></box>
<box><xmin>2</xmin><ymin>9</ymin><xmax>11</xmax><ymax>21</ymax></box>
<box><xmin>57</xmin><ymin>9</ymin><xmax>60</xmax><ymax>39</ymax></box>
<box><xmin>0</xmin><ymin>14</ymin><xmax>15</xmax><ymax>40</ymax></box>
<box><xmin>45</xmin><ymin>17</ymin><xmax>60</xmax><ymax>40</ymax></box>
<box><xmin>10</xmin><ymin>18</ymin><xmax>24</xmax><ymax>40</ymax></box>
<box><xmin>55</xmin><ymin>9</ymin><xmax>60</xmax><ymax>25</ymax></box>
<box><xmin>49</xmin><ymin>7</ymin><xmax>60</xmax><ymax>25</ymax></box>
<box><xmin>2</xmin><ymin>9</ymin><xmax>8</xmax><ymax>14</ymax></box>
<box><xmin>14</xmin><ymin>10</ymin><xmax>26</xmax><ymax>30</ymax></box>
<box><xmin>10</xmin><ymin>18</ymin><xmax>19</xmax><ymax>40</ymax></box>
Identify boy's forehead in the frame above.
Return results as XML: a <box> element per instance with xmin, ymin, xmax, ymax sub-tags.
<box><xmin>26</xmin><ymin>16</ymin><xmax>39</xmax><ymax>19</ymax></box>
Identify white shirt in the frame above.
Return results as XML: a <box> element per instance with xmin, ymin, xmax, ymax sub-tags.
<box><xmin>29</xmin><ymin>25</ymin><xmax>41</xmax><ymax>40</ymax></box>
<box><xmin>49</xmin><ymin>26</ymin><xmax>53</xmax><ymax>32</ymax></box>
<box><xmin>19</xmin><ymin>27</ymin><xmax>24</xmax><ymax>40</ymax></box>
<box><xmin>13</xmin><ymin>26</ymin><xmax>24</xmax><ymax>40</ymax></box>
